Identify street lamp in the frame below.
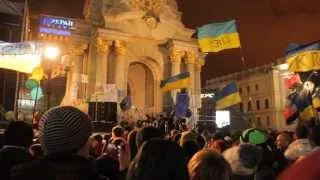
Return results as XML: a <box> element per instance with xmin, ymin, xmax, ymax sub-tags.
<box><xmin>44</xmin><ymin>46</ymin><xmax>60</xmax><ymax>60</ymax></box>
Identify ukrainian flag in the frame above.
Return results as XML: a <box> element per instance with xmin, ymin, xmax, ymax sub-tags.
<box><xmin>197</xmin><ymin>20</ymin><xmax>241</xmax><ymax>53</ymax></box>
<box><xmin>160</xmin><ymin>72</ymin><xmax>190</xmax><ymax>92</ymax></box>
<box><xmin>286</xmin><ymin>41</ymin><xmax>320</xmax><ymax>72</ymax></box>
<box><xmin>215</xmin><ymin>82</ymin><xmax>241</xmax><ymax>110</ymax></box>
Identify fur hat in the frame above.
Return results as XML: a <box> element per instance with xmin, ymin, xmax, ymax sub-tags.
<box><xmin>39</xmin><ymin>106</ymin><xmax>92</xmax><ymax>155</ymax></box>
<box><xmin>223</xmin><ymin>144</ymin><xmax>262</xmax><ymax>176</ymax></box>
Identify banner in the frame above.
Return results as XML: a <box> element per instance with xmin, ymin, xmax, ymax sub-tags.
<box><xmin>0</xmin><ymin>42</ymin><xmax>42</xmax><ymax>73</ymax></box>
<box><xmin>91</xmin><ymin>84</ymin><xmax>117</xmax><ymax>102</ymax></box>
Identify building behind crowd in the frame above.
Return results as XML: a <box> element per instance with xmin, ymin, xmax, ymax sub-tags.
<box><xmin>0</xmin><ymin>1</ymin><xmax>29</xmax><ymax>121</ymax></box>
<box><xmin>2</xmin><ymin>0</ymin><xmax>206</xmax><ymax>126</ymax></box>
<box><xmin>204</xmin><ymin>60</ymin><xmax>295</xmax><ymax>131</ymax></box>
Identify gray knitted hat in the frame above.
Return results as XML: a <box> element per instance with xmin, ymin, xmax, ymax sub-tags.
<box><xmin>39</xmin><ymin>106</ymin><xmax>92</xmax><ymax>155</ymax></box>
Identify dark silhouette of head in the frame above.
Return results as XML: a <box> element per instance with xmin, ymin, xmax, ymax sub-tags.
<box><xmin>127</xmin><ymin>139</ymin><xmax>189</xmax><ymax>180</ymax></box>
<box><xmin>5</xmin><ymin>121</ymin><xmax>33</xmax><ymax>148</ymax></box>
<box><xmin>174</xmin><ymin>133</ymin><xmax>182</xmax><ymax>144</ymax></box>
<box><xmin>136</xmin><ymin>127</ymin><xmax>164</xmax><ymax>148</ymax></box>
<box><xmin>94</xmin><ymin>134</ymin><xmax>103</xmax><ymax>143</ymax></box>
<box><xmin>196</xmin><ymin>135</ymin><xmax>206</xmax><ymax>149</ymax></box>
<box><xmin>181</xmin><ymin>140</ymin><xmax>200</xmax><ymax>162</ymax></box>
<box><xmin>188</xmin><ymin>149</ymin><xmax>231</xmax><ymax>180</ymax></box>
<box><xmin>295</xmin><ymin>123</ymin><xmax>310</xmax><ymax>139</ymax></box>
<box><xmin>94</xmin><ymin>155</ymin><xmax>120</xmax><ymax>180</ymax></box>
<box><xmin>128</xmin><ymin>129</ymin><xmax>138</xmax><ymax>160</ymax></box>
<box><xmin>112</xmin><ymin>125</ymin><xmax>124</xmax><ymax>138</ymax></box>
<box><xmin>310</xmin><ymin>124</ymin><xmax>320</xmax><ymax>146</ymax></box>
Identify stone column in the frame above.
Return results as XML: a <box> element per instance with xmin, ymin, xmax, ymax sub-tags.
<box><xmin>195</xmin><ymin>58</ymin><xmax>205</xmax><ymax>109</ymax></box>
<box><xmin>170</xmin><ymin>49</ymin><xmax>183</xmax><ymax>103</ymax></box>
<box><xmin>62</xmin><ymin>43</ymin><xmax>88</xmax><ymax>105</ymax></box>
<box><xmin>95</xmin><ymin>37</ymin><xmax>110</xmax><ymax>92</ymax></box>
<box><xmin>186</xmin><ymin>51</ymin><xmax>196</xmax><ymax>95</ymax></box>
<box><xmin>114</xmin><ymin>40</ymin><xmax>127</xmax><ymax>99</ymax></box>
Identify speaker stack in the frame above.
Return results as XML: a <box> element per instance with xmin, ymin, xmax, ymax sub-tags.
<box><xmin>88</xmin><ymin>102</ymin><xmax>117</xmax><ymax>132</ymax></box>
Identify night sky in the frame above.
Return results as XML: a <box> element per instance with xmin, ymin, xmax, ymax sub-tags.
<box><xmin>29</xmin><ymin>0</ymin><xmax>320</xmax><ymax>83</ymax></box>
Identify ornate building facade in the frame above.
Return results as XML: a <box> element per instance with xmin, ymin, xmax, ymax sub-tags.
<box><xmin>204</xmin><ymin>62</ymin><xmax>295</xmax><ymax>131</ymax></box>
<box><xmin>34</xmin><ymin>0</ymin><xmax>205</xmax><ymax>120</ymax></box>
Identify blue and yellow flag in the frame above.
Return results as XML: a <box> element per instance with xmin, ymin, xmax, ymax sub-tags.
<box><xmin>160</xmin><ymin>72</ymin><xmax>190</xmax><ymax>92</ymax></box>
<box><xmin>286</xmin><ymin>41</ymin><xmax>320</xmax><ymax>72</ymax></box>
<box><xmin>197</xmin><ymin>20</ymin><xmax>241</xmax><ymax>53</ymax></box>
<box><xmin>215</xmin><ymin>82</ymin><xmax>241</xmax><ymax>110</ymax></box>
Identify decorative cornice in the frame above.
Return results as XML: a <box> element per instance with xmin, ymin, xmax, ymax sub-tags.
<box><xmin>206</xmin><ymin>63</ymin><xmax>274</xmax><ymax>85</ymax></box>
<box><xmin>68</xmin><ymin>43</ymin><xmax>88</xmax><ymax>56</ymax></box>
<box><xmin>168</xmin><ymin>39</ymin><xmax>199</xmax><ymax>52</ymax></box>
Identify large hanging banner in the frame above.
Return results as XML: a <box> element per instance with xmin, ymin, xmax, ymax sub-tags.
<box><xmin>91</xmin><ymin>84</ymin><xmax>118</xmax><ymax>102</ymax></box>
<box><xmin>0</xmin><ymin>41</ymin><xmax>42</xmax><ymax>73</ymax></box>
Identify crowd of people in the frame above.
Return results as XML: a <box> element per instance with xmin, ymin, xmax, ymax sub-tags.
<box><xmin>0</xmin><ymin>106</ymin><xmax>320</xmax><ymax>180</ymax></box>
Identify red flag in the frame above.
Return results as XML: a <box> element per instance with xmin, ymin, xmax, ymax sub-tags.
<box><xmin>284</xmin><ymin>75</ymin><xmax>300</xmax><ymax>89</ymax></box>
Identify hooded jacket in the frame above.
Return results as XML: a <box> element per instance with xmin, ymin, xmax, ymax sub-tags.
<box><xmin>284</xmin><ymin>139</ymin><xmax>313</xmax><ymax>161</ymax></box>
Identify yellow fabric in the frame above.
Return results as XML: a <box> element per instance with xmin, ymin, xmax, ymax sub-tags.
<box><xmin>216</xmin><ymin>92</ymin><xmax>241</xmax><ymax>110</ymax></box>
<box><xmin>31</xmin><ymin>66</ymin><xmax>44</xmax><ymax>81</ymax></box>
<box><xmin>286</xmin><ymin>50</ymin><xmax>320</xmax><ymax>72</ymax></box>
<box><xmin>161</xmin><ymin>78</ymin><xmax>190</xmax><ymax>92</ymax></box>
<box><xmin>198</xmin><ymin>32</ymin><xmax>241</xmax><ymax>53</ymax></box>
<box><xmin>313</xmin><ymin>97</ymin><xmax>320</xmax><ymax>109</ymax></box>
<box><xmin>0</xmin><ymin>54</ymin><xmax>41</xmax><ymax>73</ymax></box>
<box><xmin>299</xmin><ymin>105</ymin><xmax>316</xmax><ymax>121</ymax></box>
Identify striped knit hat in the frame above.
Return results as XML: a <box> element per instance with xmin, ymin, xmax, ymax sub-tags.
<box><xmin>39</xmin><ymin>106</ymin><xmax>92</xmax><ymax>155</ymax></box>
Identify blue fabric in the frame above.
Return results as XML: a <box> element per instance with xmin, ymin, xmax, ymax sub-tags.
<box><xmin>214</xmin><ymin>82</ymin><xmax>239</xmax><ymax>101</ymax></box>
<box><xmin>285</xmin><ymin>41</ymin><xmax>320</xmax><ymax>57</ymax></box>
<box><xmin>197</xmin><ymin>20</ymin><xmax>237</xmax><ymax>38</ymax></box>
<box><xmin>175</xmin><ymin>92</ymin><xmax>190</xmax><ymax>118</ymax></box>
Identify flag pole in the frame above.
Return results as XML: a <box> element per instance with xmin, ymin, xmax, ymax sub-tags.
<box><xmin>14</xmin><ymin>0</ymin><xmax>29</xmax><ymax>119</ymax></box>
<box><xmin>235</xmin><ymin>19</ymin><xmax>247</xmax><ymax>70</ymax></box>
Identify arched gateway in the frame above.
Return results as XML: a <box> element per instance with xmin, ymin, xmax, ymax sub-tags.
<box><xmin>61</xmin><ymin>0</ymin><xmax>205</xmax><ymax>123</ymax></box>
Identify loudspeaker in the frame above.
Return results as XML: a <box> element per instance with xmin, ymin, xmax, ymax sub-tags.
<box><xmin>88</xmin><ymin>102</ymin><xmax>117</xmax><ymax>123</ymax></box>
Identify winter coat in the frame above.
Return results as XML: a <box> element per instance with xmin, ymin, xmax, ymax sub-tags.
<box><xmin>284</xmin><ymin>139</ymin><xmax>313</xmax><ymax>161</ymax></box>
<box><xmin>10</xmin><ymin>154</ymin><xmax>106</xmax><ymax>180</ymax></box>
<box><xmin>279</xmin><ymin>149</ymin><xmax>320</xmax><ymax>180</ymax></box>
<box><xmin>0</xmin><ymin>146</ymin><xmax>33</xmax><ymax>180</ymax></box>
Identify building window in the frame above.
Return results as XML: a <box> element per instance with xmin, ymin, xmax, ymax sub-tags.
<box><xmin>255</xmin><ymin>84</ymin><xmax>259</xmax><ymax>91</ymax></box>
<box><xmin>265</xmin><ymin>99</ymin><xmax>269</xmax><ymax>109</ymax></box>
<box><xmin>257</xmin><ymin>117</ymin><xmax>261</xmax><ymax>127</ymax></box>
<box><xmin>248</xmin><ymin>101</ymin><xmax>252</xmax><ymax>111</ymax></box>
<box><xmin>247</xmin><ymin>86</ymin><xmax>250</xmax><ymax>93</ymax></box>
<box><xmin>266</xmin><ymin>116</ymin><xmax>270</xmax><ymax>127</ymax></box>
<box><xmin>239</xmin><ymin>87</ymin><xmax>242</xmax><ymax>94</ymax></box>
<box><xmin>240</xmin><ymin>103</ymin><xmax>243</xmax><ymax>112</ymax></box>
<box><xmin>256</xmin><ymin>100</ymin><xmax>260</xmax><ymax>110</ymax></box>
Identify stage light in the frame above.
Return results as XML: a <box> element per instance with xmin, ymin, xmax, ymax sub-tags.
<box><xmin>44</xmin><ymin>46</ymin><xmax>59</xmax><ymax>60</ymax></box>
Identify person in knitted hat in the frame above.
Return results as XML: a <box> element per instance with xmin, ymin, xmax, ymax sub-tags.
<box><xmin>39</xmin><ymin>106</ymin><xmax>92</xmax><ymax>156</ymax></box>
<box><xmin>10</xmin><ymin>106</ymin><xmax>104</xmax><ymax>180</ymax></box>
